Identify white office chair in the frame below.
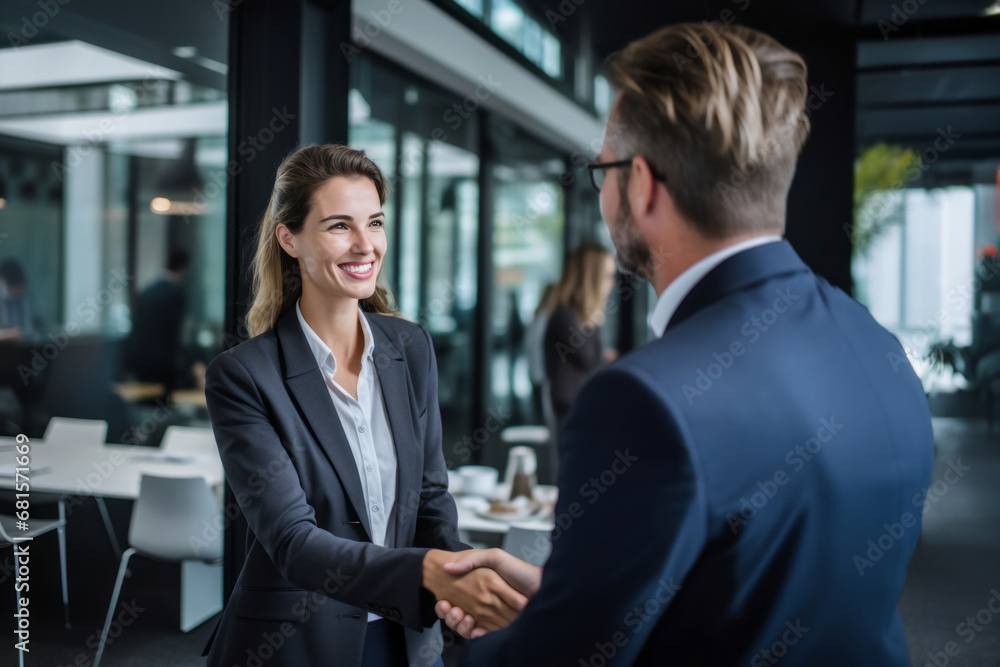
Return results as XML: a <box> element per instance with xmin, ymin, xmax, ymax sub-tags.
<box><xmin>0</xmin><ymin>499</ymin><xmax>70</xmax><ymax>666</ymax></box>
<box><xmin>43</xmin><ymin>416</ymin><xmax>108</xmax><ymax>445</ymax></box>
<box><xmin>160</xmin><ymin>425</ymin><xmax>219</xmax><ymax>459</ymax></box>
<box><xmin>93</xmin><ymin>474</ymin><xmax>224</xmax><ymax>667</ymax></box>
<box><xmin>42</xmin><ymin>417</ymin><xmax>123</xmax><ymax>561</ymax></box>
<box><xmin>502</xmin><ymin>524</ymin><xmax>551</xmax><ymax>566</ymax></box>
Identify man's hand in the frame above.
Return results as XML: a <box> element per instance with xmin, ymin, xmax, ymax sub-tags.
<box><xmin>433</xmin><ymin>548</ymin><xmax>543</xmax><ymax>639</ymax></box>
<box><xmin>421</xmin><ymin>549</ymin><xmax>529</xmax><ymax>633</ymax></box>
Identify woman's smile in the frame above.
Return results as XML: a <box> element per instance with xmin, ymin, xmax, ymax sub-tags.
<box><xmin>338</xmin><ymin>261</ymin><xmax>375</xmax><ymax>279</ymax></box>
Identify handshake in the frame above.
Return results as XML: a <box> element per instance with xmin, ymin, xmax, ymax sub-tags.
<box><xmin>421</xmin><ymin>548</ymin><xmax>543</xmax><ymax>639</ymax></box>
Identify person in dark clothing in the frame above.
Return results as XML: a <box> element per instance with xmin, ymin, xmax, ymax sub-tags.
<box><xmin>0</xmin><ymin>258</ymin><xmax>33</xmax><ymax>340</ymax></box>
<box><xmin>543</xmin><ymin>242</ymin><xmax>617</xmax><ymax>429</ymax></box>
<box><xmin>125</xmin><ymin>248</ymin><xmax>189</xmax><ymax>391</ymax></box>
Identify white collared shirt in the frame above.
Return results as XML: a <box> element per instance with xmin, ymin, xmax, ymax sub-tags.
<box><xmin>649</xmin><ymin>236</ymin><xmax>782</xmax><ymax>337</ymax></box>
<box><xmin>295</xmin><ymin>299</ymin><xmax>398</xmax><ymax>621</ymax></box>
<box><xmin>295</xmin><ymin>302</ymin><xmax>396</xmax><ymax>546</ymax></box>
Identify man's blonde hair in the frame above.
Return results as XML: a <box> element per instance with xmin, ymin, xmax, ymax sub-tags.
<box><xmin>606</xmin><ymin>23</ymin><xmax>810</xmax><ymax>238</ymax></box>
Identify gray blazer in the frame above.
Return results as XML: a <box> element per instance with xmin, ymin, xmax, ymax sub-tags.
<box><xmin>202</xmin><ymin>306</ymin><xmax>466</xmax><ymax>667</ymax></box>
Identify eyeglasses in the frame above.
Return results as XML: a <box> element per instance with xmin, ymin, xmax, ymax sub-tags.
<box><xmin>587</xmin><ymin>157</ymin><xmax>664</xmax><ymax>192</ymax></box>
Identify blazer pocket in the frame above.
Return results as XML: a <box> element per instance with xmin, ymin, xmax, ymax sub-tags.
<box><xmin>235</xmin><ymin>587</ymin><xmax>309</xmax><ymax>622</ymax></box>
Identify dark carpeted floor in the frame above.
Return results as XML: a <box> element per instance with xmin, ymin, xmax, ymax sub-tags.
<box><xmin>900</xmin><ymin>418</ymin><xmax>1000</xmax><ymax>667</ymax></box>
<box><xmin>5</xmin><ymin>417</ymin><xmax>998</xmax><ymax>666</ymax></box>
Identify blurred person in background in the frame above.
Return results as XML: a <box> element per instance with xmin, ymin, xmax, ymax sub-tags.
<box><xmin>543</xmin><ymin>242</ymin><xmax>618</xmax><ymax>430</ymax></box>
<box><xmin>125</xmin><ymin>248</ymin><xmax>189</xmax><ymax>392</ymax></box>
<box><xmin>526</xmin><ymin>282</ymin><xmax>555</xmax><ymax>422</ymax></box>
<box><xmin>0</xmin><ymin>258</ymin><xmax>33</xmax><ymax>340</ymax></box>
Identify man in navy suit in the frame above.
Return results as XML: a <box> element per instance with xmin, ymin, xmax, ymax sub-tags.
<box><xmin>436</xmin><ymin>22</ymin><xmax>933</xmax><ymax>665</ymax></box>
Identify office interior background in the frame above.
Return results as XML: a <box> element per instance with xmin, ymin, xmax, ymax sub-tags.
<box><xmin>0</xmin><ymin>0</ymin><xmax>998</xmax><ymax>664</ymax></box>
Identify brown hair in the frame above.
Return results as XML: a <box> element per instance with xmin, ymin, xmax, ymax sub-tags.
<box><xmin>605</xmin><ymin>23</ymin><xmax>810</xmax><ymax>238</ymax></box>
<box><xmin>551</xmin><ymin>242</ymin><xmax>612</xmax><ymax>327</ymax></box>
<box><xmin>245</xmin><ymin>144</ymin><xmax>394</xmax><ymax>337</ymax></box>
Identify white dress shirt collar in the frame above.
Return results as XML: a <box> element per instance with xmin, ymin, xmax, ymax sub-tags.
<box><xmin>295</xmin><ymin>298</ymin><xmax>375</xmax><ymax>375</ymax></box>
<box><xmin>649</xmin><ymin>236</ymin><xmax>782</xmax><ymax>337</ymax></box>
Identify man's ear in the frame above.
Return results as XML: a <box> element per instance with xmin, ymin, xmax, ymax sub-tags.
<box><xmin>628</xmin><ymin>155</ymin><xmax>658</xmax><ymax>218</ymax></box>
<box><xmin>275</xmin><ymin>223</ymin><xmax>297</xmax><ymax>258</ymax></box>
<box><xmin>628</xmin><ymin>156</ymin><xmax>662</xmax><ymax>243</ymax></box>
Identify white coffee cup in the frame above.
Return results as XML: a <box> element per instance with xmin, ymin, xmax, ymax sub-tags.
<box><xmin>457</xmin><ymin>465</ymin><xmax>499</xmax><ymax>497</ymax></box>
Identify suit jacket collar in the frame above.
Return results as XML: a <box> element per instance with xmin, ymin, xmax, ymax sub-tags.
<box><xmin>275</xmin><ymin>307</ymin><xmax>412</xmax><ymax>544</ymax></box>
<box><xmin>277</xmin><ymin>306</ymin><xmax>404</xmax><ymax>380</ymax></box>
<box><xmin>665</xmin><ymin>240</ymin><xmax>810</xmax><ymax>334</ymax></box>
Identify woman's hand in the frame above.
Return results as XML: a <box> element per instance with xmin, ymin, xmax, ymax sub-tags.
<box><xmin>421</xmin><ymin>549</ymin><xmax>529</xmax><ymax>632</ymax></box>
<box><xmin>432</xmin><ymin>549</ymin><xmax>543</xmax><ymax>639</ymax></box>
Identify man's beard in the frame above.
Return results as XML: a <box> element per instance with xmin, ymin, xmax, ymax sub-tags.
<box><xmin>610</xmin><ymin>196</ymin><xmax>651</xmax><ymax>280</ymax></box>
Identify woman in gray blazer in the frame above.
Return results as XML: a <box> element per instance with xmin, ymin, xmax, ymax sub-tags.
<box><xmin>202</xmin><ymin>144</ymin><xmax>527</xmax><ymax>667</ymax></box>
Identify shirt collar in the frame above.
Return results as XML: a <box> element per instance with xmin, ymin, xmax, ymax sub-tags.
<box><xmin>649</xmin><ymin>235</ymin><xmax>782</xmax><ymax>337</ymax></box>
<box><xmin>295</xmin><ymin>298</ymin><xmax>375</xmax><ymax>375</ymax></box>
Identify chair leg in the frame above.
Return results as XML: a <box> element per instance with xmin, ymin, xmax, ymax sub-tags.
<box><xmin>95</xmin><ymin>498</ymin><xmax>123</xmax><ymax>561</ymax></box>
<box><xmin>57</xmin><ymin>500</ymin><xmax>70</xmax><ymax>629</ymax></box>
<box><xmin>93</xmin><ymin>547</ymin><xmax>137</xmax><ymax>667</ymax></box>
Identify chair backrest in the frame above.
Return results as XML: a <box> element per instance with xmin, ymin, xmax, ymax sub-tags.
<box><xmin>160</xmin><ymin>425</ymin><xmax>219</xmax><ymax>459</ymax></box>
<box><xmin>44</xmin><ymin>417</ymin><xmax>108</xmax><ymax>447</ymax></box>
<box><xmin>129</xmin><ymin>474</ymin><xmax>222</xmax><ymax>562</ymax></box>
<box><xmin>502</xmin><ymin>525</ymin><xmax>551</xmax><ymax>566</ymax></box>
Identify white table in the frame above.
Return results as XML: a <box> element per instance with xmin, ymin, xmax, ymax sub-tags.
<box><xmin>455</xmin><ymin>502</ymin><xmax>554</xmax><ymax>534</ymax></box>
<box><xmin>0</xmin><ymin>436</ymin><xmax>224</xmax><ymax>632</ymax></box>
<box><xmin>0</xmin><ymin>437</ymin><xmax>223</xmax><ymax>499</ymax></box>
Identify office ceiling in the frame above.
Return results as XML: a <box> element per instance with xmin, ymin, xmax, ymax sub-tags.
<box><xmin>0</xmin><ymin>0</ymin><xmax>227</xmax><ymax>91</ymax></box>
<box><xmin>1</xmin><ymin>0</ymin><xmax>998</xmax><ymax>176</ymax></box>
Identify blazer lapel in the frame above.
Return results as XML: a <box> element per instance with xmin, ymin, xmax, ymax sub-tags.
<box><xmin>367</xmin><ymin>318</ymin><xmax>419</xmax><ymax>548</ymax></box>
<box><xmin>666</xmin><ymin>240</ymin><xmax>810</xmax><ymax>334</ymax></box>
<box><xmin>276</xmin><ymin>308</ymin><xmax>373</xmax><ymax>542</ymax></box>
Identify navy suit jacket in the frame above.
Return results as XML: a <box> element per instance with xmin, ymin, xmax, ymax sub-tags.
<box><xmin>463</xmin><ymin>240</ymin><xmax>933</xmax><ymax>666</ymax></box>
<box><xmin>203</xmin><ymin>307</ymin><xmax>466</xmax><ymax>667</ymax></box>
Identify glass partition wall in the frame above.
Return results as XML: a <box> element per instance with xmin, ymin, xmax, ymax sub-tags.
<box><xmin>0</xmin><ymin>4</ymin><xmax>228</xmax><ymax>444</ymax></box>
<box><xmin>349</xmin><ymin>54</ymin><xmax>598</xmax><ymax>472</ymax></box>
